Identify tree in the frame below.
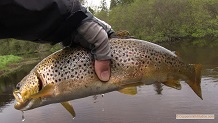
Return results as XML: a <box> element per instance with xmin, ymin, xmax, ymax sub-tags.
<box><xmin>79</xmin><ymin>0</ymin><xmax>86</xmax><ymax>4</ymax></box>
<box><xmin>110</xmin><ymin>0</ymin><xmax>119</xmax><ymax>9</ymax></box>
<box><xmin>110</xmin><ymin>0</ymin><xmax>135</xmax><ymax>9</ymax></box>
<box><xmin>95</xmin><ymin>0</ymin><xmax>110</xmax><ymax>22</ymax></box>
<box><xmin>107</xmin><ymin>0</ymin><xmax>218</xmax><ymax>42</ymax></box>
<box><xmin>100</xmin><ymin>0</ymin><xmax>108</xmax><ymax>12</ymax></box>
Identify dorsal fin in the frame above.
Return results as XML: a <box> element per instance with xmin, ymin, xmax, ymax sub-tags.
<box><xmin>111</xmin><ymin>30</ymin><xmax>134</xmax><ymax>39</ymax></box>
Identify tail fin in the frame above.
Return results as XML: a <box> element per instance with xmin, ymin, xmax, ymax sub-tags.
<box><xmin>186</xmin><ymin>64</ymin><xmax>203</xmax><ymax>100</ymax></box>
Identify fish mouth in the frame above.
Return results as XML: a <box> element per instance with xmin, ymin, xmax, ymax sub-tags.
<box><xmin>14</xmin><ymin>99</ymin><xmax>32</xmax><ymax>110</ymax></box>
<box><xmin>13</xmin><ymin>90</ymin><xmax>32</xmax><ymax>110</ymax></box>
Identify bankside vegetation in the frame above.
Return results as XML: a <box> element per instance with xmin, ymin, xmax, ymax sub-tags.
<box><xmin>0</xmin><ymin>39</ymin><xmax>60</xmax><ymax>74</ymax></box>
<box><xmin>96</xmin><ymin>0</ymin><xmax>218</xmax><ymax>44</ymax></box>
<box><xmin>1</xmin><ymin>0</ymin><xmax>218</xmax><ymax>56</ymax></box>
<box><xmin>0</xmin><ymin>39</ymin><xmax>61</xmax><ymax>55</ymax></box>
<box><xmin>0</xmin><ymin>55</ymin><xmax>22</xmax><ymax>69</ymax></box>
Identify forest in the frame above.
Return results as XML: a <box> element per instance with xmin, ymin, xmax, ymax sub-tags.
<box><xmin>97</xmin><ymin>0</ymin><xmax>218</xmax><ymax>43</ymax></box>
<box><xmin>0</xmin><ymin>0</ymin><xmax>218</xmax><ymax>67</ymax></box>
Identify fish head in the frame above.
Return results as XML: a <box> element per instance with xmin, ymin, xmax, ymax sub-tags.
<box><xmin>13</xmin><ymin>72</ymin><xmax>46</xmax><ymax>110</ymax></box>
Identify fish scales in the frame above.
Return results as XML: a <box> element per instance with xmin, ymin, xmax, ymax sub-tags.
<box><xmin>37</xmin><ymin>39</ymin><xmax>183</xmax><ymax>88</ymax></box>
<box><xmin>13</xmin><ymin>38</ymin><xmax>202</xmax><ymax>113</ymax></box>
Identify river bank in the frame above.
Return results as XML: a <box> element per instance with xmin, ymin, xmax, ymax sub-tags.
<box><xmin>0</xmin><ymin>57</ymin><xmax>39</xmax><ymax>77</ymax></box>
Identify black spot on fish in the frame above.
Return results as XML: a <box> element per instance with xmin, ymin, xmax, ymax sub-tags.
<box><xmin>147</xmin><ymin>61</ymin><xmax>150</xmax><ymax>64</ymax></box>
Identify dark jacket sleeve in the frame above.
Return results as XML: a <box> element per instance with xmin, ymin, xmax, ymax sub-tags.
<box><xmin>0</xmin><ymin>0</ymin><xmax>87</xmax><ymax>44</ymax></box>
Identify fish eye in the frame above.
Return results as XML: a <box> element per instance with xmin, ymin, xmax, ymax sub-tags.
<box><xmin>16</xmin><ymin>83</ymin><xmax>21</xmax><ymax>90</ymax></box>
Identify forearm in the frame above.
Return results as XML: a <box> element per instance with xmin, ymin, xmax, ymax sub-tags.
<box><xmin>0</xmin><ymin>0</ymin><xmax>85</xmax><ymax>44</ymax></box>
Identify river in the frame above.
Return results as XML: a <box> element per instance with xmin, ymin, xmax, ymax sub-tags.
<box><xmin>0</xmin><ymin>40</ymin><xmax>217</xmax><ymax>123</ymax></box>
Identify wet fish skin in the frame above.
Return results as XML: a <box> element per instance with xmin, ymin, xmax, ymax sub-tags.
<box><xmin>13</xmin><ymin>38</ymin><xmax>202</xmax><ymax>111</ymax></box>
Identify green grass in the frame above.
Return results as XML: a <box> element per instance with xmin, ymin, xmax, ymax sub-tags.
<box><xmin>0</xmin><ymin>55</ymin><xmax>22</xmax><ymax>69</ymax></box>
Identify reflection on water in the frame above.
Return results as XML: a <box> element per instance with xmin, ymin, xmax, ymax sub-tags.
<box><xmin>160</xmin><ymin>41</ymin><xmax>218</xmax><ymax>65</ymax></box>
<box><xmin>0</xmin><ymin>41</ymin><xmax>218</xmax><ymax>123</ymax></box>
<box><xmin>153</xmin><ymin>82</ymin><xmax>163</xmax><ymax>95</ymax></box>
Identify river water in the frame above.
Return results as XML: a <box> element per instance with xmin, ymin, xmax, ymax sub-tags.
<box><xmin>0</xmin><ymin>41</ymin><xmax>217</xmax><ymax>123</ymax></box>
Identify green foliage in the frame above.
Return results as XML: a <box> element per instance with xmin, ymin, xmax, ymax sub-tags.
<box><xmin>110</xmin><ymin>0</ymin><xmax>135</xmax><ymax>9</ymax></box>
<box><xmin>96</xmin><ymin>0</ymin><xmax>218</xmax><ymax>42</ymax></box>
<box><xmin>0</xmin><ymin>55</ymin><xmax>22</xmax><ymax>69</ymax></box>
<box><xmin>0</xmin><ymin>39</ymin><xmax>61</xmax><ymax>55</ymax></box>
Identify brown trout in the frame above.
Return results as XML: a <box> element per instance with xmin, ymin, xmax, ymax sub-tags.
<box><xmin>13</xmin><ymin>38</ymin><xmax>202</xmax><ymax>117</ymax></box>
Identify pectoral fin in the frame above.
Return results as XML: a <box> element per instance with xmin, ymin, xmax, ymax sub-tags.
<box><xmin>61</xmin><ymin>101</ymin><xmax>76</xmax><ymax>118</ymax></box>
<box><xmin>162</xmin><ymin>79</ymin><xmax>181</xmax><ymax>90</ymax></box>
<box><xmin>30</xmin><ymin>83</ymin><xmax>55</xmax><ymax>99</ymax></box>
